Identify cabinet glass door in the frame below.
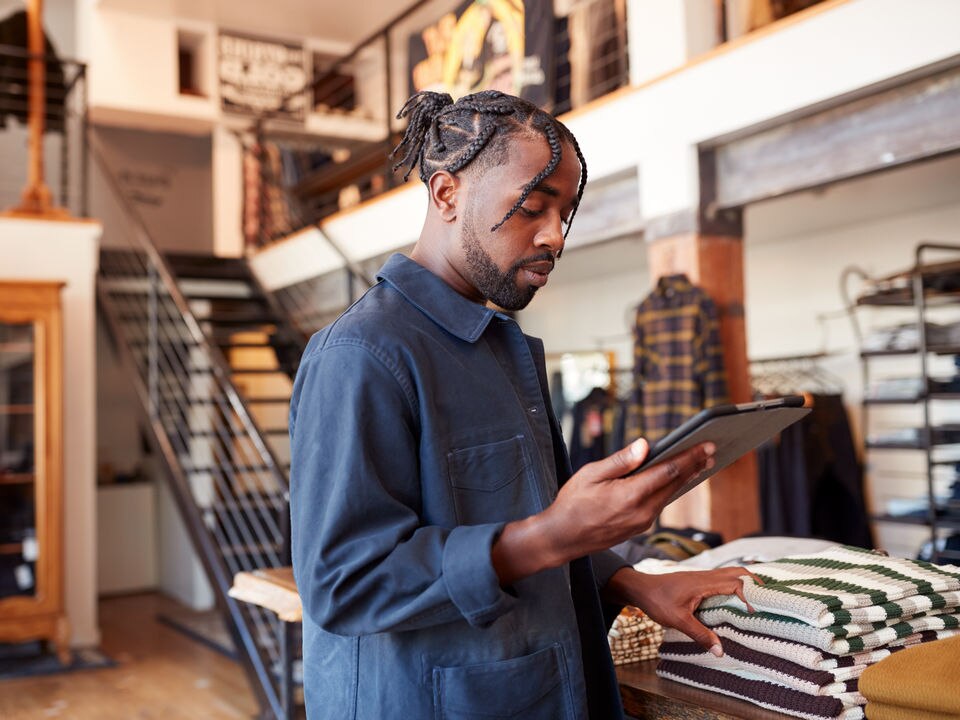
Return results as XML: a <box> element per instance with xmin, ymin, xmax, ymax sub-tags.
<box><xmin>0</xmin><ymin>321</ymin><xmax>37</xmax><ymax>599</ymax></box>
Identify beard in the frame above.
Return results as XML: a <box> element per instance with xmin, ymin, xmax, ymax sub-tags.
<box><xmin>460</xmin><ymin>205</ymin><xmax>550</xmax><ymax>311</ymax></box>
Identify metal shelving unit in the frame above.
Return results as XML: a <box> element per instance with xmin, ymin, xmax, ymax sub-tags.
<box><xmin>848</xmin><ymin>243</ymin><xmax>960</xmax><ymax>564</ymax></box>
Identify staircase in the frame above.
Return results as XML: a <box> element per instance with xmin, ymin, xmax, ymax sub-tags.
<box><xmin>98</xmin><ymin>240</ymin><xmax>307</xmax><ymax>719</ymax></box>
<box><xmin>164</xmin><ymin>251</ymin><xmax>306</xmax><ymax>476</ymax></box>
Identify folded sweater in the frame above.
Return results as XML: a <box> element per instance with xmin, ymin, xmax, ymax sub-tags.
<box><xmin>858</xmin><ymin>635</ymin><xmax>960</xmax><ymax>715</ymax></box>
<box><xmin>658</xmin><ymin>636</ymin><xmax>864</xmax><ymax>699</ymax></box>
<box><xmin>699</xmin><ymin>545</ymin><xmax>960</xmax><ymax>627</ymax></box>
<box><xmin>679</xmin><ymin>623</ymin><xmax>959</xmax><ymax>671</ymax></box>
<box><xmin>656</xmin><ymin>660</ymin><xmax>865</xmax><ymax>720</ymax></box>
<box><xmin>697</xmin><ymin>605</ymin><xmax>960</xmax><ymax>653</ymax></box>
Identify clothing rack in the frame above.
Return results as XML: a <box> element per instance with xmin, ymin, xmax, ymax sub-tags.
<box><xmin>749</xmin><ymin>352</ymin><xmax>845</xmax><ymax>397</ymax></box>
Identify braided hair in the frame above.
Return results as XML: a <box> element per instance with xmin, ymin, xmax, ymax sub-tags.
<box><xmin>390</xmin><ymin>90</ymin><xmax>587</xmax><ymax>237</ymax></box>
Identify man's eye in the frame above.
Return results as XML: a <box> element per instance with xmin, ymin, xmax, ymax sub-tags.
<box><xmin>519</xmin><ymin>207</ymin><xmax>542</xmax><ymax>218</ymax></box>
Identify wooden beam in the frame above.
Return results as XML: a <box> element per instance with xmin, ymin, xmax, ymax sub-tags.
<box><xmin>645</xmin><ymin>230</ymin><xmax>760</xmax><ymax>540</ymax></box>
<box><xmin>5</xmin><ymin>0</ymin><xmax>69</xmax><ymax>218</ymax></box>
<box><xmin>713</xmin><ymin>64</ymin><xmax>960</xmax><ymax>209</ymax></box>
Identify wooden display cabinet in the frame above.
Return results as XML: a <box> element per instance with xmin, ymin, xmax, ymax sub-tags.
<box><xmin>0</xmin><ymin>281</ymin><xmax>67</xmax><ymax>663</ymax></box>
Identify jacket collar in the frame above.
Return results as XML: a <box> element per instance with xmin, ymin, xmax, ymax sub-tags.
<box><xmin>377</xmin><ymin>253</ymin><xmax>496</xmax><ymax>343</ymax></box>
<box><xmin>655</xmin><ymin>273</ymin><xmax>694</xmax><ymax>297</ymax></box>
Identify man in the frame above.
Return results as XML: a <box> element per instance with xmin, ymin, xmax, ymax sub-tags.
<box><xmin>290</xmin><ymin>90</ymin><xmax>750</xmax><ymax>719</ymax></box>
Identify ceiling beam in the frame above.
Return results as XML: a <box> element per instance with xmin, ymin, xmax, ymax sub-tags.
<box><xmin>710</xmin><ymin>64</ymin><xmax>960</xmax><ymax>210</ymax></box>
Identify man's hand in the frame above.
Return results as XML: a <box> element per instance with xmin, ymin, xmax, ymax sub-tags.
<box><xmin>604</xmin><ymin>566</ymin><xmax>758</xmax><ymax>656</ymax></box>
<box><xmin>491</xmin><ymin>438</ymin><xmax>715</xmax><ymax>585</ymax></box>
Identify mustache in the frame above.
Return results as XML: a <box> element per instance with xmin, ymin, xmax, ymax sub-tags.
<box><xmin>510</xmin><ymin>252</ymin><xmax>557</xmax><ymax>273</ymax></box>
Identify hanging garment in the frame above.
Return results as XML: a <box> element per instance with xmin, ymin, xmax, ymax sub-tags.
<box><xmin>0</xmin><ymin>10</ymin><xmax>67</xmax><ymax>133</ymax></box>
<box><xmin>625</xmin><ymin>274</ymin><xmax>728</xmax><ymax>444</ymax></box>
<box><xmin>568</xmin><ymin>387</ymin><xmax>625</xmax><ymax>471</ymax></box>
<box><xmin>758</xmin><ymin>393</ymin><xmax>873</xmax><ymax>549</ymax></box>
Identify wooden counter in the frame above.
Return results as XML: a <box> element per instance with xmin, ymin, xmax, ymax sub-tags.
<box><xmin>617</xmin><ymin>660</ymin><xmax>794</xmax><ymax>720</ymax></box>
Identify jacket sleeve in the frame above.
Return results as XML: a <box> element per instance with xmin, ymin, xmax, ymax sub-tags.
<box><xmin>289</xmin><ymin>340</ymin><xmax>517</xmax><ymax>636</ymax></box>
<box><xmin>695</xmin><ymin>296</ymin><xmax>729</xmax><ymax>408</ymax></box>
<box><xmin>591</xmin><ymin>549</ymin><xmax>629</xmax><ymax>589</ymax></box>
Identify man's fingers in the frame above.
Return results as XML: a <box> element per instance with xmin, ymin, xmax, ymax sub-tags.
<box><xmin>630</xmin><ymin>443</ymin><xmax>716</xmax><ymax>499</ymax></box>
<box><xmin>673</xmin><ymin>615</ymin><xmax>724</xmax><ymax>657</ymax></box>
<box><xmin>587</xmin><ymin>438</ymin><xmax>650</xmax><ymax>479</ymax></box>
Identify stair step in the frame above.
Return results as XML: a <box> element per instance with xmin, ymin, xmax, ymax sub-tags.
<box><xmin>184</xmin><ymin>463</ymin><xmax>277</xmax><ymax>475</ymax></box>
<box><xmin>220</xmin><ymin>542</ymin><xmax>283</xmax><ymax>557</ymax></box>
<box><xmin>210</xmin><ymin>495</ymin><xmax>286</xmax><ymax>513</ymax></box>
<box><xmin>199</xmin><ymin>313</ymin><xmax>277</xmax><ymax>325</ymax></box>
<box><xmin>183</xmin><ymin>292</ymin><xmax>262</xmax><ymax>303</ymax></box>
<box><xmin>165</xmin><ymin>253</ymin><xmax>252</xmax><ymax>280</ymax></box>
<box><xmin>216</xmin><ymin>341</ymin><xmax>273</xmax><ymax>349</ymax></box>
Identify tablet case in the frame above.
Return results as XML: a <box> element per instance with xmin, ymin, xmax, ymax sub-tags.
<box><xmin>637</xmin><ymin>399</ymin><xmax>811</xmax><ymax>504</ymax></box>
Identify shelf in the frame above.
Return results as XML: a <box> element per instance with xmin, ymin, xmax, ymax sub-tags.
<box><xmin>857</xmin><ymin>290</ymin><xmax>960</xmax><ymax>307</ymax></box>
<box><xmin>0</xmin><ymin>542</ymin><xmax>23</xmax><ymax>555</ymax></box>
<box><xmin>0</xmin><ymin>404</ymin><xmax>34</xmax><ymax>414</ymax></box>
<box><xmin>0</xmin><ymin>342</ymin><xmax>33</xmax><ymax>353</ymax></box>
<box><xmin>0</xmin><ymin>473</ymin><xmax>34</xmax><ymax>485</ymax></box>
<box><xmin>866</xmin><ymin>440</ymin><xmax>925</xmax><ymax>450</ymax></box>
<box><xmin>873</xmin><ymin>513</ymin><xmax>960</xmax><ymax>530</ymax></box>
<box><xmin>861</xmin><ymin>346</ymin><xmax>960</xmax><ymax>358</ymax></box>
<box><xmin>864</xmin><ymin>393</ymin><xmax>960</xmax><ymax>405</ymax></box>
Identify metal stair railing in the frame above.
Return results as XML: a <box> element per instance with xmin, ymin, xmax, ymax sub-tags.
<box><xmin>92</xmin><ymin>134</ymin><xmax>291</xmax><ymax>719</ymax></box>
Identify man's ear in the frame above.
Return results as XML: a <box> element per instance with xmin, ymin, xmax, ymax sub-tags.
<box><xmin>427</xmin><ymin>170</ymin><xmax>460</xmax><ymax>222</ymax></box>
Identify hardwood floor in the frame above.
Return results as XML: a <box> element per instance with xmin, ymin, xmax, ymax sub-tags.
<box><xmin>0</xmin><ymin>593</ymin><xmax>259</xmax><ymax>719</ymax></box>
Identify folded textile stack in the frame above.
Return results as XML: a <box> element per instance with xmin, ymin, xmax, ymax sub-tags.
<box><xmin>607</xmin><ymin>606</ymin><xmax>664</xmax><ymax>665</ymax></box>
<box><xmin>858</xmin><ymin>634</ymin><xmax>960</xmax><ymax>719</ymax></box>
<box><xmin>656</xmin><ymin>545</ymin><xmax>960</xmax><ymax>720</ymax></box>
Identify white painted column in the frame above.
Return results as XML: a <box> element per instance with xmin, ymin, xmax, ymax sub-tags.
<box><xmin>213</xmin><ymin>126</ymin><xmax>245</xmax><ymax>258</ymax></box>
<box><xmin>627</xmin><ymin>0</ymin><xmax>721</xmax><ymax>85</ymax></box>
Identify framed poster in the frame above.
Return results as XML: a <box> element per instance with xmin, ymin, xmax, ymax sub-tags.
<box><xmin>408</xmin><ymin>0</ymin><xmax>554</xmax><ymax>108</ymax></box>
<box><xmin>218</xmin><ymin>31</ymin><xmax>308</xmax><ymax>120</ymax></box>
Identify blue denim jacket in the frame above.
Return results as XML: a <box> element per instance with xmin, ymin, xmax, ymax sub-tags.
<box><xmin>290</xmin><ymin>254</ymin><xmax>627</xmax><ymax>719</ymax></box>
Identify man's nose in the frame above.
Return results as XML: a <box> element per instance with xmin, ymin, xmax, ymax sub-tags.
<box><xmin>535</xmin><ymin>212</ymin><xmax>565</xmax><ymax>256</ymax></box>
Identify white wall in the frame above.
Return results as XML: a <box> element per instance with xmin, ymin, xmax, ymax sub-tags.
<box><xmin>0</xmin><ymin>216</ymin><xmax>102</xmax><ymax>647</ymax></box>
<box><xmin>97</xmin><ymin>481</ymin><xmax>159</xmax><ymax>594</ymax></box>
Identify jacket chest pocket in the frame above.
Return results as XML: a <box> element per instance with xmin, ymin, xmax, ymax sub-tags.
<box><xmin>446</xmin><ymin>435</ymin><xmax>537</xmax><ymax>525</ymax></box>
<box><xmin>432</xmin><ymin>644</ymin><xmax>574</xmax><ymax>720</ymax></box>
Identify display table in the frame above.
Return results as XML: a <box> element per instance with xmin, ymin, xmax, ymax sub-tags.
<box><xmin>617</xmin><ymin>660</ymin><xmax>793</xmax><ymax>720</ymax></box>
<box><xmin>230</xmin><ymin>568</ymin><xmax>795</xmax><ymax>720</ymax></box>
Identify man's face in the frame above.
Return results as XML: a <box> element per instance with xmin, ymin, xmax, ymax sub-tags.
<box><xmin>457</xmin><ymin>132</ymin><xmax>581</xmax><ymax>311</ymax></box>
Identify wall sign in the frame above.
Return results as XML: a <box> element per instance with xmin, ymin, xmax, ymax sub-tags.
<box><xmin>219</xmin><ymin>31</ymin><xmax>308</xmax><ymax>120</ymax></box>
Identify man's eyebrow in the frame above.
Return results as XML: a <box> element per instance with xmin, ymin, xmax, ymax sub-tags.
<box><xmin>526</xmin><ymin>183</ymin><xmax>578</xmax><ymax>207</ymax></box>
<box><xmin>531</xmin><ymin>182</ymin><xmax>559</xmax><ymax>198</ymax></box>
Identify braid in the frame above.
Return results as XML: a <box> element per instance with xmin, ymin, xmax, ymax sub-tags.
<box><xmin>390</xmin><ymin>91</ymin><xmax>453</xmax><ymax>180</ymax></box>
<box><xmin>562</xmin><ymin>132</ymin><xmax>588</xmax><ymax>239</ymax></box>
<box><xmin>490</xmin><ymin>123</ymin><xmax>562</xmax><ymax>232</ymax></box>
<box><xmin>390</xmin><ymin>90</ymin><xmax>587</xmax><ymax>236</ymax></box>
<box><xmin>444</xmin><ymin>123</ymin><xmax>497</xmax><ymax>175</ymax></box>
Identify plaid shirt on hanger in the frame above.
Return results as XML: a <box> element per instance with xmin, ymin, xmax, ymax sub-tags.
<box><xmin>625</xmin><ymin>274</ymin><xmax>728</xmax><ymax>443</ymax></box>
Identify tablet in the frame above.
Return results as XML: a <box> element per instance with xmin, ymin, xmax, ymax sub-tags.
<box><xmin>635</xmin><ymin>396</ymin><xmax>811</xmax><ymax>504</ymax></box>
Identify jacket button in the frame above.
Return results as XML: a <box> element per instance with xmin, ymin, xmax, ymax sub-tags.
<box><xmin>528</xmin><ymin>406</ymin><xmax>538</xmax><ymax>414</ymax></box>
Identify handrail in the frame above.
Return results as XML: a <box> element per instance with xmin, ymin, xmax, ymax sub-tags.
<box><xmin>88</xmin><ymin>131</ymin><xmax>289</xmax><ymax>486</ymax></box>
